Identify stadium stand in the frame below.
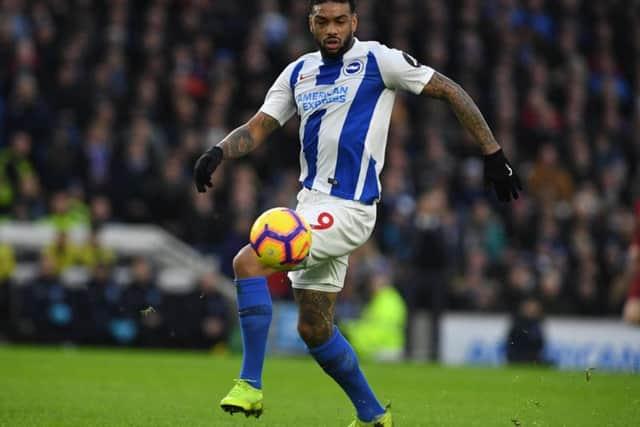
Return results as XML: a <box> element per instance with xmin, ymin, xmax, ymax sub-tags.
<box><xmin>0</xmin><ymin>0</ymin><xmax>638</xmax><ymax>350</ymax></box>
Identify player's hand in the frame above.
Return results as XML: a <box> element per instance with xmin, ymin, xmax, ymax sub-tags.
<box><xmin>193</xmin><ymin>147</ymin><xmax>223</xmax><ymax>193</ymax></box>
<box><xmin>483</xmin><ymin>149</ymin><xmax>522</xmax><ymax>202</ymax></box>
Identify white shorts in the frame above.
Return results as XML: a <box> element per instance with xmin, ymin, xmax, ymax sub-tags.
<box><xmin>288</xmin><ymin>188</ymin><xmax>377</xmax><ymax>293</ymax></box>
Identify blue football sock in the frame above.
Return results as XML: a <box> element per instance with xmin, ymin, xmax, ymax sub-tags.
<box><xmin>235</xmin><ymin>277</ymin><xmax>272</xmax><ymax>390</ymax></box>
<box><xmin>309</xmin><ymin>326</ymin><xmax>385</xmax><ymax>422</ymax></box>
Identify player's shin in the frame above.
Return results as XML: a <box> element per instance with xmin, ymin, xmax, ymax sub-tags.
<box><xmin>309</xmin><ymin>326</ymin><xmax>385</xmax><ymax>422</ymax></box>
<box><xmin>235</xmin><ymin>277</ymin><xmax>272</xmax><ymax>389</ymax></box>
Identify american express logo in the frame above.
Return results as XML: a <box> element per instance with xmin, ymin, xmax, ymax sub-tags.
<box><xmin>297</xmin><ymin>86</ymin><xmax>349</xmax><ymax>112</ymax></box>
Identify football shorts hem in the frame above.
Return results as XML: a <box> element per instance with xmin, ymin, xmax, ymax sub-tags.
<box><xmin>290</xmin><ymin>282</ymin><xmax>342</xmax><ymax>292</ymax></box>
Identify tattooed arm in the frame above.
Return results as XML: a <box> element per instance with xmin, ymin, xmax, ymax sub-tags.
<box><xmin>422</xmin><ymin>72</ymin><xmax>523</xmax><ymax>202</ymax></box>
<box><xmin>193</xmin><ymin>111</ymin><xmax>281</xmax><ymax>192</ymax></box>
<box><xmin>217</xmin><ymin>111</ymin><xmax>281</xmax><ymax>159</ymax></box>
<box><xmin>422</xmin><ymin>72</ymin><xmax>500</xmax><ymax>155</ymax></box>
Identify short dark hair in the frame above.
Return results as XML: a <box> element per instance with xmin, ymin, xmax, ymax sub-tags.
<box><xmin>308</xmin><ymin>0</ymin><xmax>356</xmax><ymax>14</ymax></box>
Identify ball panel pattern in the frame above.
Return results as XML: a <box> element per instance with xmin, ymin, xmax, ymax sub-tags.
<box><xmin>249</xmin><ymin>207</ymin><xmax>312</xmax><ymax>269</ymax></box>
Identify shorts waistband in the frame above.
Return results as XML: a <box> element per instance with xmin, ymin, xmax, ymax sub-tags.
<box><xmin>301</xmin><ymin>185</ymin><xmax>376</xmax><ymax>206</ymax></box>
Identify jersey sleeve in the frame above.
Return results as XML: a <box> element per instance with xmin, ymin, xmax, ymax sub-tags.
<box><xmin>259</xmin><ymin>62</ymin><xmax>298</xmax><ymax>126</ymax></box>
<box><xmin>374</xmin><ymin>43</ymin><xmax>435</xmax><ymax>94</ymax></box>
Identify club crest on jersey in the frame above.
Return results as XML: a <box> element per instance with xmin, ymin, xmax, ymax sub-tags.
<box><xmin>343</xmin><ymin>60</ymin><xmax>364</xmax><ymax>76</ymax></box>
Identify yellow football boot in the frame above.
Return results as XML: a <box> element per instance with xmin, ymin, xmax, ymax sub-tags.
<box><xmin>219</xmin><ymin>379</ymin><xmax>263</xmax><ymax>418</ymax></box>
<box><xmin>347</xmin><ymin>410</ymin><xmax>393</xmax><ymax>427</ymax></box>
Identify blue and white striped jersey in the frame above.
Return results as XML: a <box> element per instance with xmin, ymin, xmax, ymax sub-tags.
<box><xmin>260</xmin><ymin>38</ymin><xmax>434</xmax><ymax>204</ymax></box>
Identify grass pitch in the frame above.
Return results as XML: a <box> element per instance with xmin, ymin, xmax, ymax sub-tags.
<box><xmin>0</xmin><ymin>346</ymin><xmax>638</xmax><ymax>426</ymax></box>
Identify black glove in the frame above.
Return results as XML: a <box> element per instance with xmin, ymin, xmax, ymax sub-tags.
<box><xmin>483</xmin><ymin>149</ymin><xmax>522</xmax><ymax>202</ymax></box>
<box><xmin>193</xmin><ymin>146</ymin><xmax>223</xmax><ymax>193</ymax></box>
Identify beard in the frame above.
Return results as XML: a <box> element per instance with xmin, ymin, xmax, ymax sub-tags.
<box><xmin>316</xmin><ymin>31</ymin><xmax>355</xmax><ymax>60</ymax></box>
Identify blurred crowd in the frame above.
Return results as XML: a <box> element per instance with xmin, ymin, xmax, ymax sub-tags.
<box><xmin>1</xmin><ymin>0</ymin><xmax>639</xmax><ymax>349</ymax></box>
<box><xmin>0</xmin><ymin>232</ymin><xmax>230</xmax><ymax>347</ymax></box>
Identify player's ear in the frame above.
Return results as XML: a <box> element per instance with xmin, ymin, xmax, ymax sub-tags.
<box><xmin>351</xmin><ymin>13</ymin><xmax>358</xmax><ymax>32</ymax></box>
<box><xmin>308</xmin><ymin>14</ymin><xmax>314</xmax><ymax>33</ymax></box>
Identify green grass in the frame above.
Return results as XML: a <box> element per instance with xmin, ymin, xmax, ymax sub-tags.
<box><xmin>0</xmin><ymin>346</ymin><xmax>638</xmax><ymax>426</ymax></box>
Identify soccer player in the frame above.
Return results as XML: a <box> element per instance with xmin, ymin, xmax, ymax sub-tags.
<box><xmin>193</xmin><ymin>0</ymin><xmax>522</xmax><ymax>425</ymax></box>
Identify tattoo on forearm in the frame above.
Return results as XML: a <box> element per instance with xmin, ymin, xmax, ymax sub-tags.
<box><xmin>217</xmin><ymin>125</ymin><xmax>255</xmax><ymax>159</ymax></box>
<box><xmin>259</xmin><ymin>114</ymin><xmax>280</xmax><ymax>133</ymax></box>
<box><xmin>294</xmin><ymin>289</ymin><xmax>336</xmax><ymax>347</ymax></box>
<box><xmin>216</xmin><ymin>114</ymin><xmax>280</xmax><ymax>159</ymax></box>
<box><xmin>424</xmin><ymin>73</ymin><xmax>499</xmax><ymax>154</ymax></box>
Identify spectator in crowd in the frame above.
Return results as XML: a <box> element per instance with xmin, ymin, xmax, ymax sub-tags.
<box><xmin>28</xmin><ymin>253</ymin><xmax>72</xmax><ymax>342</ymax></box>
<box><xmin>77</xmin><ymin>120</ymin><xmax>114</xmax><ymax>196</ymax></box>
<box><xmin>88</xmin><ymin>194</ymin><xmax>115</xmax><ymax>228</ymax></box>
<box><xmin>196</xmin><ymin>271</ymin><xmax>230</xmax><ymax>349</ymax></box>
<box><xmin>622</xmin><ymin>203</ymin><xmax>640</xmax><ymax>324</ymax></box>
<box><xmin>0</xmin><ymin>131</ymin><xmax>34</xmax><ymax>216</ymax></box>
<box><xmin>42</xmin><ymin>189</ymin><xmax>90</xmax><ymax>231</ymax></box>
<box><xmin>76</xmin><ymin>228</ymin><xmax>115</xmax><ymax>269</ymax></box>
<box><xmin>183</xmin><ymin>187</ymin><xmax>228</xmax><ymax>253</ymax></box>
<box><xmin>0</xmin><ymin>242</ymin><xmax>15</xmax><ymax>282</ymax></box>
<box><xmin>4</xmin><ymin>73</ymin><xmax>52</xmax><ymax>146</ymax></box>
<box><xmin>407</xmin><ymin>186</ymin><xmax>453</xmax><ymax>311</ymax></box>
<box><xmin>538</xmin><ymin>267</ymin><xmax>572</xmax><ymax>314</ymax></box>
<box><xmin>451</xmin><ymin>246</ymin><xmax>499</xmax><ymax>311</ymax></box>
<box><xmin>11</xmin><ymin>172</ymin><xmax>46</xmax><ymax>220</ymax></box>
<box><xmin>506</xmin><ymin>297</ymin><xmax>546</xmax><ymax>364</ymax></box>
<box><xmin>342</xmin><ymin>261</ymin><xmax>407</xmax><ymax>362</ymax></box>
<box><xmin>110</xmin><ymin>133</ymin><xmax>158</xmax><ymax>223</ymax></box>
<box><xmin>149</xmin><ymin>153</ymin><xmax>190</xmax><ymax>237</ymax></box>
<box><xmin>0</xmin><ymin>243</ymin><xmax>15</xmax><ymax>337</ymax></box>
<box><xmin>42</xmin><ymin>230</ymin><xmax>79</xmax><ymax>275</ymax></box>
<box><xmin>120</xmin><ymin>257</ymin><xmax>163</xmax><ymax>346</ymax></box>
<box><xmin>86</xmin><ymin>263</ymin><xmax>122</xmax><ymax>345</ymax></box>
<box><xmin>528</xmin><ymin>143</ymin><xmax>575</xmax><ymax>206</ymax></box>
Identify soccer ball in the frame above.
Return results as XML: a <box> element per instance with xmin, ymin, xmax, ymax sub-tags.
<box><xmin>249</xmin><ymin>207</ymin><xmax>312</xmax><ymax>269</ymax></box>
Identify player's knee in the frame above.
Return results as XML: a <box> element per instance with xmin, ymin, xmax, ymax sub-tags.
<box><xmin>297</xmin><ymin>319</ymin><xmax>332</xmax><ymax>348</ymax></box>
<box><xmin>232</xmin><ymin>246</ymin><xmax>267</xmax><ymax>279</ymax></box>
